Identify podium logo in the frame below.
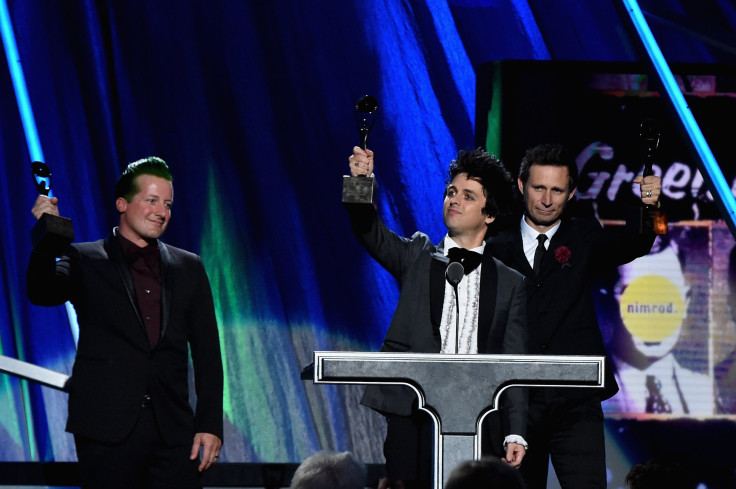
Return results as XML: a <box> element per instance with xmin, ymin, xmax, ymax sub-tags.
<box><xmin>619</xmin><ymin>274</ymin><xmax>686</xmax><ymax>343</ymax></box>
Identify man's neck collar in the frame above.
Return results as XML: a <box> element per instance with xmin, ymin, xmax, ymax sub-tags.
<box><xmin>445</xmin><ymin>235</ymin><xmax>486</xmax><ymax>253</ymax></box>
<box><xmin>521</xmin><ymin>215</ymin><xmax>562</xmax><ymax>236</ymax></box>
<box><xmin>114</xmin><ymin>226</ymin><xmax>158</xmax><ymax>249</ymax></box>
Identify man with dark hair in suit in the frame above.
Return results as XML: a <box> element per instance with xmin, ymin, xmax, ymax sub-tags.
<box><xmin>486</xmin><ymin>143</ymin><xmax>661</xmax><ymax>489</ymax></box>
<box><xmin>347</xmin><ymin>146</ymin><xmax>528</xmax><ymax>489</ymax></box>
<box><xmin>27</xmin><ymin>156</ymin><xmax>223</xmax><ymax>489</ymax></box>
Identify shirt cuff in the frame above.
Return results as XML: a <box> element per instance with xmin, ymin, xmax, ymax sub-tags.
<box><xmin>503</xmin><ymin>434</ymin><xmax>528</xmax><ymax>449</ymax></box>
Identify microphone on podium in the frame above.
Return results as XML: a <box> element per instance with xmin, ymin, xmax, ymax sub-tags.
<box><xmin>446</xmin><ymin>262</ymin><xmax>464</xmax><ymax>353</ymax></box>
<box><xmin>446</xmin><ymin>261</ymin><xmax>464</xmax><ymax>287</ymax></box>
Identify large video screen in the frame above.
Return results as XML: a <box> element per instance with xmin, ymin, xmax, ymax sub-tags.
<box><xmin>597</xmin><ymin>221</ymin><xmax>733</xmax><ymax>417</ymax></box>
<box><xmin>477</xmin><ymin>61</ymin><xmax>736</xmax><ymax>419</ymax></box>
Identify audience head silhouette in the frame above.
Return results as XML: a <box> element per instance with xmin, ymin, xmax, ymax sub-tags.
<box><xmin>445</xmin><ymin>458</ymin><xmax>526</xmax><ymax>489</ymax></box>
<box><xmin>625</xmin><ymin>458</ymin><xmax>696</xmax><ymax>489</ymax></box>
<box><xmin>290</xmin><ymin>450</ymin><xmax>366</xmax><ymax>489</ymax></box>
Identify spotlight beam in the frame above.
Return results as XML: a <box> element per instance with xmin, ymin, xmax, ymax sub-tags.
<box><xmin>619</xmin><ymin>0</ymin><xmax>736</xmax><ymax>239</ymax></box>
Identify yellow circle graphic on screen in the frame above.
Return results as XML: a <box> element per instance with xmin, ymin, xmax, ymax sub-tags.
<box><xmin>619</xmin><ymin>275</ymin><xmax>685</xmax><ymax>343</ymax></box>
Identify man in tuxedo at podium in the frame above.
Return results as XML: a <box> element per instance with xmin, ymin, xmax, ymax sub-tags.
<box><xmin>486</xmin><ymin>143</ymin><xmax>661</xmax><ymax>489</ymax></box>
<box><xmin>27</xmin><ymin>157</ymin><xmax>223</xmax><ymax>489</ymax></box>
<box><xmin>347</xmin><ymin>146</ymin><xmax>528</xmax><ymax>488</ymax></box>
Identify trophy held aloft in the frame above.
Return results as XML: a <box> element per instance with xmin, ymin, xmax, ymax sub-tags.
<box><xmin>342</xmin><ymin>95</ymin><xmax>378</xmax><ymax>205</ymax></box>
<box><xmin>626</xmin><ymin>119</ymin><xmax>668</xmax><ymax>235</ymax></box>
<box><xmin>30</xmin><ymin>161</ymin><xmax>74</xmax><ymax>256</ymax></box>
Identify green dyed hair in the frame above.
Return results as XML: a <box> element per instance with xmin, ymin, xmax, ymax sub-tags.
<box><xmin>114</xmin><ymin>156</ymin><xmax>172</xmax><ymax>202</ymax></box>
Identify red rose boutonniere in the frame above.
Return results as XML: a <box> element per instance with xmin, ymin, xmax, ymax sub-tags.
<box><xmin>554</xmin><ymin>246</ymin><xmax>572</xmax><ymax>269</ymax></box>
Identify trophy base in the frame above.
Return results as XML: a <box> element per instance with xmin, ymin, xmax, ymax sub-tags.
<box><xmin>625</xmin><ymin>206</ymin><xmax>668</xmax><ymax>235</ymax></box>
<box><xmin>31</xmin><ymin>213</ymin><xmax>74</xmax><ymax>256</ymax></box>
<box><xmin>342</xmin><ymin>175</ymin><xmax>375</xmax><ymax>205</ymax></box>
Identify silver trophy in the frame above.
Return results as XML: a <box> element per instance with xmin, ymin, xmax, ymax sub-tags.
<box><xmin>342</xmin><ymin>95</ymin><xmax>378</xmax><ymax>204</ymax></box>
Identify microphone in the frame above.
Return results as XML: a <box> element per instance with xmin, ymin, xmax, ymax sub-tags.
<box><xmin>445</xmin><ymin>262</ymin><xmax>464</xmax><ymax>353</ymax></box>
<box><xmin>446</xmin><ymin>262</ymin><xmax>464</xmax><ymax>287</ymax></box>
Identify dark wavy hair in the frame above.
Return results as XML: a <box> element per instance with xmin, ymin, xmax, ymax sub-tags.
<box><xmin>114</xmin><ymin>156</ymin><xmax>172</xmax><ymax>202</ymax></box>
<box><xmin>445</xmin><ymin>458</ymin><xmax>526</xmax><ymax>489</ymax></box>
<box><xmin>447</xmin><ymin>147</ymin><xmax>516</xmax><ymax>220</ymax></box>
<box><xmin>625</xmin><ymin>458</ymin><xmax>695</xmax><ymax>489</ymax></box>
<box><xmin>518</xmin><ymin>143</ymin><xmax>578</xmax><ymax>191</ymax></box>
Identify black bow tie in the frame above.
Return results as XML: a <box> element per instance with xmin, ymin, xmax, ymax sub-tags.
<box><xmin>447</xmin><ymin>247</ymin><xmax>483</xmax><ymax>274</ymax></box>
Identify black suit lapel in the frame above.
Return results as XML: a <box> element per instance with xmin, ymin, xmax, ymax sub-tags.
<box><xmin>511</xmin><ymin>231</ymin><xmax>533</xmax><ymax>277</ymax></box>
<box><xmin>105</xmin><ymin>234</ymin><xmax>145</xmax><ymax>330</ymax></box>
<box><xmin>477</xmin><ymin>249</ymin><xmax>498</xmax><ymax>352</ymax></box>
<box><xmin>430</xmin><ymin>250</ymin><xmax>448</xmax><ymax>336</ymax></box>
<box><xmin>159</xmin><ymin>242</ymin><xmax>173</xmax><ymax>340</ymax></box>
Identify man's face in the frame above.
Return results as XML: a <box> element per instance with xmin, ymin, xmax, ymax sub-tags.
<box><xmin>443</xmin><ymin>174</ymin><xmax>494</xmax><ymax>241</ymax></box>
<box><xmin>519</xmin><ymin>164</ymin><xmax>575</xmax><ymax>232</ymax></box>
<box><xmin>116</xmin><ymin>174</ymin><xmax>173</xmax><ymax>246</ymax></box>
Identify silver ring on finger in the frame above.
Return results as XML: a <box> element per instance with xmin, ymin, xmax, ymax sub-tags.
<box><xmin>646</xmin><ymin>190</ymin><xmax>652</xmax><ymax>198</ymax></box>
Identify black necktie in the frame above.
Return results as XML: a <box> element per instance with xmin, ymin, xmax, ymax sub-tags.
<box><xmin>533</xmin><ymin>234</ymin><xmax>547</xmax><ymax>274</ymax></box>
<box><xmin>447</xmin><ymin>247</ymin><xmax>482</xmax><ymax>275</ymax></box>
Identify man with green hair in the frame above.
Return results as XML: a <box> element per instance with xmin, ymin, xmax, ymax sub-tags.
<box><xmin>28</xmin><ymin>156</ymin><xmax>223</xmax><ymax>489</ymax></box>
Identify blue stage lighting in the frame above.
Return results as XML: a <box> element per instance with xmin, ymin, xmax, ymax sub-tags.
<box><xmin>621</xmin><ymin>0</ymin><xmax>736</xmax><ymax>236</ymax></box>
<box><xmin>0</xmin><ymin>0</ymin><xmax>44</xmax><ymax>164</ymax></box>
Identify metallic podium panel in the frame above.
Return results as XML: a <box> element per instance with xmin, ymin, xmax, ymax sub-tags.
<box><xmin>313</xmin><ymin>351</ymin><xmax>604</xmax><ymax>489</ymax></box>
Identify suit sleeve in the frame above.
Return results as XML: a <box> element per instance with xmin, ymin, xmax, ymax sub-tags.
<box><xmin>188</xmin><ymin>258</ymin><xmax>224</xmax><ymax>439</ymax></box>
<box><xmin>346</xmin><ymin>204</ymin><xmax>431</xmax><ymax>279</ymax></box>
<box><xmin>27</xmin><ymin>249</ymin><xmax>75</xmax><ymax>306</ymax></box>
<box><xmin>591</xmin><ymin>219</ymin><xmax>656</xmax><ymax>269</ymax></box>
<box><xmin>500</xmin><ymin>273</ymin><xmax>529</xmax><ymax>439</ymax></box>
<box><xmin>501</xmin><ymin>274</ymin><xmax>528</xmax><ymax>357</ymax></box>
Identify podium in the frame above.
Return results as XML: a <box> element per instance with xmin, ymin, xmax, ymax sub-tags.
<box><xmin>312</xmin><ymin>351</ymin><xmax>604</xmax><ymax>489</ymax></box>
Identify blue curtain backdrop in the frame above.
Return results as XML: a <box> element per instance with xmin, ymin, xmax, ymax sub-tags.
<box><xmin>1</xmin><ymin>0</ymin><xmax>735</xmax><ymax>468</ymax></box>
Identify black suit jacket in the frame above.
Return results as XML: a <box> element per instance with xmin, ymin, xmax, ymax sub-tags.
<box><xmin>27</xmin><ymin>234</ymin><xmax>223</xmax><ymax>445</ymax></box>
<box><xmin>486</xmin><ymin>216</ymin><xmax>655</xmax><ymax>400</ymax></box>
<box><xmin>348</xmin><ymin>205</ymin><xmax>528</xmax><ymax>439</ymax></box>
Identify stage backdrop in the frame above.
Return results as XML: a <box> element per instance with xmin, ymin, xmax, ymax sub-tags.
<box><xmin>1</xmin><ymin>1</ymin><xmax>736</xmax><ymax>488</ymax></box>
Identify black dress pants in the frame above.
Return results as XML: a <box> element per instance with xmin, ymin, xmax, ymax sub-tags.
<box><xmin>384</xmin><ymin>411</ymin><xmax>434</xmax><ymax>489</ymax></box>
<box><xmin>383</xmin><ymin>410</ymin><xmax>505</xmax><ymax>489</ymax></box>
<box><xmin>74</xmin><ymin>405</ymin><xmax>201</xmax><ymax>489</ymax></box>
<box><xmin>520</xmin><ymin>389</ymin><xmax>606</xmax><ymax>489</ymax></box>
